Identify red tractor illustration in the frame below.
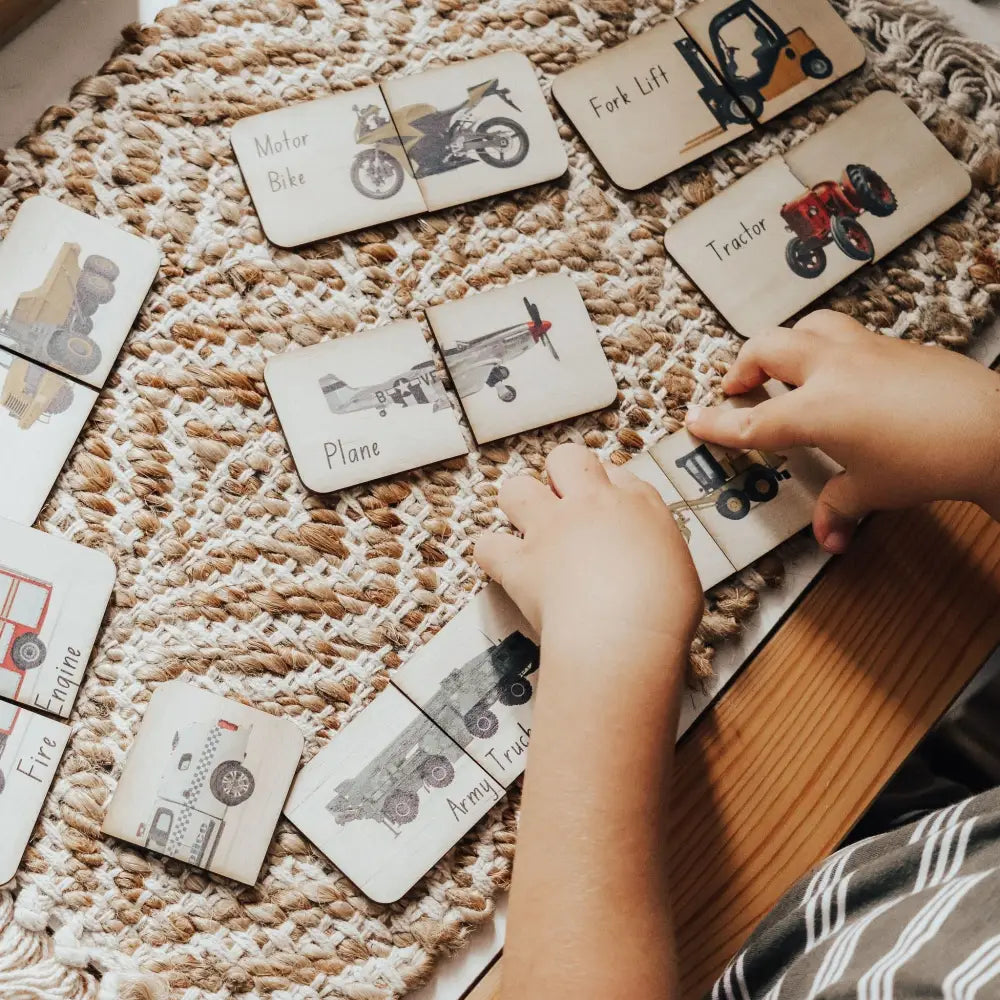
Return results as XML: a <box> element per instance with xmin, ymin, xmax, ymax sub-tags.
<box><xmin>0</xmin><ymin>567</ymin><xmax>52</xmax><ymax>703</ymax></box>
<box><xmin>782</xmin><ymin>164</ymin><xmax>898</xmax><ymax>279</ymax></box>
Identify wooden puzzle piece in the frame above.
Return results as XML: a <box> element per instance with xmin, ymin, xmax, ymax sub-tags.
<box><xmin>381</xmin><ymin>52</ymin><xmax>567</xmax><ymax>214</ymax></box>
<box><xmin>231</xmin><ymin>87</ymin><xmax>429</xmax><ymax>247</ymax></box>
<box><xmin>0</xmin><ymin>197</ymin><xmax>161</xmax><ymax>390</ymax></box>
<box><xmin>0</xmin><ymin>347</ymin><xmax>99</xmax><ymax>525</ymax></box>
<box><xmin>552</xmin><ymin>20</ymin><xmax>754</xmax><ymax>190</ymax></box>
<box><xmin>677</xmin><ymin>0</ymin><xmax>865</xmax><ymax>125</ymax></box>
<box><xmin>284</xmin><ymin>685</ymin><xmax>503</xmax><ymax>903</ymax></box>
<box><xmin>427</xmin><ymin>275</ymin><xmax>616</xmax><ymax>444</ymax></box>
<box><xmin>391</xmin><ymin>584</ymin><xmax>538</xmax><ymax>787</ymax></box>
<box><xmin>0</xmin><ymin>518</ymin><xmax>115</xmax><ymax>718</ymax></box>
<box><xmin>102</xmin><ymin>680</ymin><xmax>304</xmax><ymax>885</ymax></box>
<box><xmin>0</xmin><ymin>701</ymin><xmax>69</xmax><ymax>883</ymax></box>
<box><xmin>264</xmin><ymin>320</ymin><xmax>468</xmax><ymax>494</ymax></box>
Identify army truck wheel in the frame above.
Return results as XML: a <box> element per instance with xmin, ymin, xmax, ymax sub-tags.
<box><xmin>846</xmin><ymin>164</ymin><xmax>897</xmax><ymax>217</ymax></box>
<box><xmin>11</xmin><ymin>633</ymin><xmax>45</xmax><ymax>670</ymax></box>
<box><xmin>48</xmin><ymin>329</ymin><xmax>102</xmax><ymax>376</ymax></box>
<box><xmin>210</xmin><ymin>761</ymin><xmax>255</xmax><ymax>805</ymax></box>
<box><xmin>716</xmin><ymin>488</ymin><xmax>751</xmax><ymax>520</ymax></box>
<box><xmin>421</xmin><ymin>755</ymin><xmax>455</xmax><ymax>788</ymax></box>
<box><xmin>498</xmin><ymin>678</ymin><xmax>532</xmax><ymax>706</ymax></box>
<box><xmin>785</xmin><ymin>238</ymin><xmax>826</xmax><ymax>279</ymax></box>
<box><xmin>743</xmin><ymin>465</ymin><xmax>780</xmax><ymax>503</ymax></box>
<box><xmin>383</xmin><ymin>789</ymin><xmax>420</xmax><ymax>825</ymax></box>
<box><xmin>464</xmin><ymin>706</ymin><xmax>500</xmax><ymax>739</ymax></box>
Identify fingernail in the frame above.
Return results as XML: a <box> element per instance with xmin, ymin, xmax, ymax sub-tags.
<box><xmin>822</xmin><ymin>529</ymin><xmax>850</xmax><ymax>554</ymax></box>
<box><xmin>686</xmin><ymin>405</ymin><xmax>702</xmax><ymax>425</ymax></box>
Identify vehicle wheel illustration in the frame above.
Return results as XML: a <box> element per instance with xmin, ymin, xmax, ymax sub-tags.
<box><xmin>785</xmin><ymin>238</ymin><xmax>827</xmax><ymax>279</ymax></box>
<box><xmin>801</xmin><ymin>49</ymin><xmax>833</xmax><ymax>79</ymax></box>
<box><xmin>48</xmin><ymin>328</ymin><xmax>102</xmax><ymax>376</ymax></box>
<box><xmin>743</xmin><ymin>465</ymin><xmax>780</xmax><ymax>503</ymax></box>
<box><xmin>486</xmin><ymin>365</ymin><xmax>510</xmax><ymax>387</ymax></box>
<box><xmin>726</xmin><ymin>91</ymin><xmax>761</xmax><ymax>124</ymax></box>
<box><xmin>846</xmin><ymin>164</ymin><xmax>897</xmax><ymax>217</ymax></box>
<box><xmin>383</xmin><ymin>789</ymin><xmax>420</xmax><ymax>825</ymax></box>
<box><xmin>350</xmin><ymin>149</ymin><xmax>405</xmax><ymax>200</ymax></box>
<box><xmin>496</xmin><ymin>384</ymin><xmax>517</xmax><ymax>403</ymax></box>
<box><xmin>45</xmin><ymin>381</ymin><xmax>75</xmax><ymax>415</ymax></box>
<box><xmin>421</xmin><ymin>755</ymin><xmax>455</xmax><ymax>789</ymax></box>
<box><xmin>476</xmin><ymin>117</ymin><xmax>529</xmax><ymax>168</ymax></box>
<box><xmin>716</xmin><ymin>488</ymin><xmax>751</xmax><ymax>520</ymax></box>
<box><xmin>0</xmin><ymin>771</ymin><xmax>5</xmax><ymax>795</ymax></box>
<box><xmin>498</xmin><ymin>678</ymin><xmax>532</xmax><ymax>707</ymax></box>
<box><xmin>464</xmin><ymin>706</ymin><xmax>500</xmax><ymax>739</ymax></box>
<box><xmin>210</xmin><ymin>761</ymin><xmax>255</xmax><ymax>805</ymax></box>
<box><xmin>11</xmin><ymin>633</ymin><xmax>45</xmax><ymax>670</ymax></box>
<box><xmin>831</xmin><ymin>215</ymin><xmax>875</xmax><ymax>262</ymax></box>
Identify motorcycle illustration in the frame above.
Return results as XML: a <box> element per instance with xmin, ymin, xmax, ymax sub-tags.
<box><xmin>350</xmin><ymin>79</ymin><xmax>530</xmax><ymax>200</ymax></box>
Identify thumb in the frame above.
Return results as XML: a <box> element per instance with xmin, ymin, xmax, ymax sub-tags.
<box><xmin>814</xmin><ymin>472</ymin><xmax>872</xmax><ymax>554</ymax></box>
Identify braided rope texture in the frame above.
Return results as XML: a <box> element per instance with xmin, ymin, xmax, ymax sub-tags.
<box><xmin>1</xmin><ymin>0</ymin><xmax>1000</xmax><ymax>995</ymax></box>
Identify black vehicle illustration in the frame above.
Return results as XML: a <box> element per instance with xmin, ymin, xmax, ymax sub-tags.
<box><xmin>675</xmin><ymin>442</ymin><xmax>791</xmax><ymax>520</ymax></box>
<box><xmin>318</xmin><ymin>359</ymin><xmax>451</xmax><ymax>418</ymax></box>
<box><xmin>350</xmin><ymin>79</ymin><xmax>529</xmax><ymax>200</ymax></box>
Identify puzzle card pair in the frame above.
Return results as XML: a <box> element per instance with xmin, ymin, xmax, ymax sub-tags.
<box><xmin>231</xmin><ymin>51</ymin><xmax>567</xmax><ymax>246</ymax></box>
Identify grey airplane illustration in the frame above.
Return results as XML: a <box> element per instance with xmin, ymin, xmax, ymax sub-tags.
<box><xmin>318</xmin><ymin>359</ymin><xmax>451</xmax><ymax>417</ymax></box>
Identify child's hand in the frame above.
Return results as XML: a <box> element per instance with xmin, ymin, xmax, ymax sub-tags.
<box><xmin>475</xmin><ymin>444</ymin><xmax>703</xmax><ymax>663</ymax></box>
<box><xmin>686</xmin><ymin>310</ymin><xmax>1000</xmax><ymax>553</ymax></box>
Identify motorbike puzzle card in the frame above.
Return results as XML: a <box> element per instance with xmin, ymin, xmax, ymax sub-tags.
<box><xmin>426</xmin><ymin>274</ymin><xmax>617</xmax><ymax>444</ymax></box>
<box><xmin>264</xmin><ymin>319</ymin><xmax>468</xmax><ymax>494</ymax></box>
<box><xmin>0</xmin><ymin>197</ymin><xmax>161</xmax><ymax>390</ymax></box>
<box><xmin>0</xmin><ymin>702</ymin><xmax>69</xmax><ymax>883</ymax></box>
<box><xmin>284</xmin><ymin>685</ymin><xmax>504</xmax><ymax>903</ymax></box>
<box><xmin>102</xmin><ymin>681</ymin><xmax>304</xmax><ymax>885</ymax></box>
<box><xmin>381</xmin><ymin>51</ymin><xmax>567</xmax><ymax>213</ymax></box>
<box><xmin>0</xmin><ymin>519</ymin><xmax>115</xmax><ymax>718</ymax></box>
<box><xmin>231</xmin><ymin>87</ymin><xmax>428</xmax><ymax>247</ymax></box>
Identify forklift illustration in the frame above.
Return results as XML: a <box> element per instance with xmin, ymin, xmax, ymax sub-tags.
<box><xmin>675</xmin><ymin>443</ymin><xmax>790</xmax><ymax>520</ymax></box>
<box><xmin>0</xmin><ymin>566</ymin><xmax>52</xmax><ymax>703</ymax></box>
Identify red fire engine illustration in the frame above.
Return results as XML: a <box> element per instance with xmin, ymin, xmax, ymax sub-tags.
<box><xmin>0</xmin><ymin>566</ymin><xmax>52</xmax><ymax>703</ymax></box>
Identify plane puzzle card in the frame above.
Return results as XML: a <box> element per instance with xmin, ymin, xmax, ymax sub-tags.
<box><xmin>391</xmin><ymin>584</ymin><xmax>539</xmax><ymax>786</ymax></box>
<box><xmin>0</xmin><ymin>702</ymin><xmax>69</xmax><ymax>883</ymax></box>
<box><xmin>0</xmin><ymin>197</ymin><xmax>161</xmax><ymax>390</ymax></box>
<box><xmin>264</xmin><ymin>320</ymin><xmax>468</xmax><ymax>494</ymax></box>
<box><xmin>0</xmin><ymin>518</ymin><xmax>115</xmax><ymax>718</ymax></box>
<box><xmin>284</xmin><ymin>685</ymin><xmax>503</xmax><ymax>903</ymax></box>
<box><xmin>102</xmin><ymin>681</ymin><xmax>304</xmax><ymax>885</ymax></box>
<box><xmin>427</xmin><ymin>275</ymin><xmax>617</xmax><ymax>444</ymax></box>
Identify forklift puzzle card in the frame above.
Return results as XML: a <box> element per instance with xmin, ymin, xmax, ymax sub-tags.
<box><xmin>0</xmin><ymin>703</ymin><xmax>69</xmax><ymax>883</ymax></box>
<box><xmin>284</xmin><ymin>686</ymin><xmax>503</xmax><ymax>903</ymax></box>
<box><xmin>0</xmin><ymin>197</ymin><xmax>161</xmax><ymax>390</ymax></box>
<box><xmin>102</xmin><ymin>681</ymin><xmax>304</xmax><ymax>885</ymax></box>
<box><xmin>0</xmin><ymin>519</ymin><xmax>115</xmax><ymax>718</ymax></box>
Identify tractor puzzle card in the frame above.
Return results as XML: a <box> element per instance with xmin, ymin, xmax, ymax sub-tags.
<box><xmin>102</xmin><ymin>681</ymin><xmax>304</xmax><ymax>885</ymax></box>
<box><xmin>231</xmin><ymin>87</ymin><xmax>428</xmax><ymax>247</ymax></box>
<box><xmin>427</xmin><ymin>275</ymin><xmax>617</xmax><ymax>444</ymax></box>
<box><xmin>284</xmin><ymin>685</ymin><xmax>503</xmax><ymax>903</ymax></box>
<box><xmin>381</xmin><ymin>51</ymin><xmax>567</xmax><ymax>213</ymax></box>
<box><xmin>0</xmin><ymin>197</ymin><xmax>161</xmax><ymax>390</ymax></box>
<box><xmin>264</xmin><ymin>320</ymin><xmax>468</xmax><ymax>494</ymax></box>
<box><xmin>0</xmin><ymin>519</ymin><xmax>115</xmax><ymax>718</ymax></box>
<box><xmin>391</xmin><ymin>584</ymin><xmax>539</xmax><ymax>787</ymax></box>
<box><xmin>0</xmin><ymin>702</ymin><xmax>69</xmax><ymax>883</ymax></box>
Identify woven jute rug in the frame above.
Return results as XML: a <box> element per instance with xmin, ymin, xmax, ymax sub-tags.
<box><xmin>2</xmin><ymin>0</ymin><xmax>1000</xmax><ymax>996</ymax></box>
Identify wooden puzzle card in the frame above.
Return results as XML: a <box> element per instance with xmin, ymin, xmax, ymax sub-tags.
<box><xmin>677</xmin><ymin>0</ymin><xmax>865</xmax><ymax>125</ymax></box>
<box><xmin>0</xmin><ymin>197</ymin><xmax>161</xmax><ymax>390</ymax></box>
<box><xmin>0</xmin><ymin>702</ymin><xmax>69</xmax><ymax>883</ymax></box>
<box><xmin>0</xmin><ymin>348</ymin><xmax>99</xmax><ymax>525</ymax></box>
<box><xmin>0</xmin><ymin>519</ymin><xmax>115</xmax><ymax>718</ymax></box>
<box><xmin>427</xmin><ymin>275</ymin><xmax>616</xmax><ymax>444</ymax></box>
<box><xmin>102</xmin><ymin>681</ymin><xmax>304</xmax><ymax>885</ymax></box>
<box><xmin>391</xmin><ymin>584</ymin><xmax>538</xmax><ymax>787</ymax></box>
<box><xmin>381</xmin><ymin>52</ymin><xmax>567</xmax><ymax>213</ymax></box>
<box><xmin>264</xmin><ymin>320</ymin><xmax>468</xmax><ymax>494</ymax></box>
<box><xmin>551</xmin><ymin>21</ymin><xmax>754</xmax><ymax>190</ymax></box>
<box><xmin>231</xmin><ymin>87</ymin><xmax>428</xmax><ymax>247</ymax></box>
<box><xmin>284</xmin><ymin>685</ymin><xmax>503</xmax><ymax>903</ymax></box>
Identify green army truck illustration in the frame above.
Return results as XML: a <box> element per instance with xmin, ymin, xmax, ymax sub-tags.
<box><xmin>675</xmin><ymin>442</ymin><xmax>791</xmax><ymax>520</ymax></box>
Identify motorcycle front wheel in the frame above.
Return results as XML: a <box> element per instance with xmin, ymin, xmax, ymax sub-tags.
<box><xmin>351</xmin><ymin>149</ymin><xmax>404</xmax><ymax>200</ymax></box>
<box><xmin>475</xmin><ymin>117</ymin><xmax>529</xmax><ymax>168</ymax></box>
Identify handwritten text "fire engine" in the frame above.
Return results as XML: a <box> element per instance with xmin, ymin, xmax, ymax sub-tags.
<box><xmin>587</xmin><ymin>65</ymin><xmax>669</xmax><ymax>118</ymax></box>
<box><xmin>32</xmin><ymin>646</ymin><xmax>82</xmax><ymax>716</ymax></box>
<box><xmin>16</xmin><ymin>734</ymin><xmax>58</xmax><ymax>783</ymax></box>
<box><xmin>447</xmin><ymin>779</ymin><xmax>500</xmax><ymax>822</ymax></box>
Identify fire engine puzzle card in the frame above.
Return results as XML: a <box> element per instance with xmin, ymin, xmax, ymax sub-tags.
<box><xmin>381</xmin><ymin>51</ymin><xmax>567</xmax><ymax>214</ymax></box>
<box><xmin>0</xmin><ymin>702</ymin><xmax>69</xmax><ymax>882</ymax></box>
<box><xmin>264</xmin><ymin>320</ymin><xmax>468</xmax><ymax>494</ymax></box>
<box><xmin>0</xmin><ymin>197</ymin><xmax>161</xmax><ymax>390</ymax></box>
<box><xmin>284</xmin><ymin>685</ymin><xmax>504</xmax><ymax>903</ymax></box>
<box><xmin>231</xmin><ymin>86</ymin><xmax>428</xmax><ymax>247</ymax></box>
<box><xmin>0</xmin><ymin>347</ymin><xmax>99</xmax><ymax>525</ymax></box>
<box><xmin>427</xmin><ymin>275</ymin><xmax>617</xmax><ymax>444</ymax></box>
<box><xmin>0</xmin><ymin>518</ymin><xmax>115</xmax><ymax>718</ymax></box>
<box><xmin>102</xmin><ymin>681</ymin><xmax>304</xmax><ymax>885</ymax></box>
<box><xmin>551</xmin><ymin>20</ymin><xmax>754</xmax><ymax>190</ymax></box>
<box><xmin>391</xmin><ymin>584</ymin><xmax>539</xmax><ymax>787</ymax></box>
<box><xmin>781</xmin><ymin>91</ymin><xmax>971</xmax><ymax>266</ymax></box>
<box><xmin>676</xmin><ymin>0</ymin><xmax>865</xmax><ymax>126</ymax></box>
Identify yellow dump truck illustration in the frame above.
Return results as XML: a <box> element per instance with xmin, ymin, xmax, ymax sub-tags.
<box><xmin>675</xmin><ymin>443</ymin><xmax>791</xmax><ymax>520</ymax></box>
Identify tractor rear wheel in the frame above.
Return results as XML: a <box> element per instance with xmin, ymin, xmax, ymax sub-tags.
<box><xmin>498</xmin><ymin>677</ymin><xmax>532</xmax><ymax>707</ymax></box>
<box><xmin>743</xmin><ymin>465</ymin><xmax>780</xmax><ymax>503</ymax></box>
<box><xmin>832</xmin><ymin>215</ymin><xmax>875</xmax><ymax>262</ymax></box>
<box><xmin>383</xmin><ymin>790</ymin><xmax>420</xmax><ymax>825</ymax></box>
<box><xmin>846</xmin><ymin>164</ymin><xmax>897</xmax><ymax>217</ymax></box>
<box><xmin>801</xmin><ymin>49</ymin><xmax>833</xmax><ymax>78</ymax></box>
<box><xmin>716</xmin><ymin>489</ymin><xmax>751</xmax><ymax>520</ymax></box>
<box><xmin>785</xmin><ymin>238</ymin><xmax>827</xmax><ymax>279</ymax></box>
<box><xmin>421</xmin><ymin>755</ymin><xmax>455</xmax><ymax>789</ymax></box>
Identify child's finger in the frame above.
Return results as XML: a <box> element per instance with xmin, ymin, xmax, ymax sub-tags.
<box><xmin>721</xmin><ymin>328</ymin><xmax>817</xmax><ymax>395</ymax></box>
<box><xmin>813</xmin><ymin>472</ymin><xmax>871</xmax><ymax>553</ymax></box>
<box><xmin>546</xmin><ymin>442</ymin><xmax>609</xmax><ymax>498</ymax></box>
<box><xmin>474</xmin><ymin>531</ymin><xmax>525</xmax><ymax>590</ymax></box>
<box><xmin>685</xmin><ymin>389</ymin><xmax>816</xmax><ymax>451</ymax></box>
<box><xmin>498</xmin><ymin>474</ymin><xmax>555</xmax><ymax>532</ymax></box>
<box><xmin>793</xmin><ymin>308</ymin><xmax>864</xmax><ymax>343</ymax></box>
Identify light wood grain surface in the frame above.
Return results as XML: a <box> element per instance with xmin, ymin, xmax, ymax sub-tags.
<box><xmin>0</xmin><ymin>0</ymin><xmax>56</xmax><ymax>48</ymax></box>
<box><xmin>466</xmin><ymin>499</ymin><xmax>1000</xmax><ymax>1000</ymax></box>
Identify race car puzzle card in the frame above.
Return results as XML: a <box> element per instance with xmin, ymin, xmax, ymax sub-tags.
<box><xmin>427</xmin><ymin>275</ymin><xmax>617</xmax><ymax>444</ymax></box>
<box><xmin>102</xmin><ymin>681</ymin><xmax>304</xmax><ymax>885</ymax></box>
<box><xmin>0</xmin><ymin>518</ymin><xmax>115</xmax><ymax>718</ymax></box>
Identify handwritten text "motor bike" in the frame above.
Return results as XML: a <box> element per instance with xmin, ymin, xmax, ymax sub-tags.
<box><xmin>252</xmin><ymin>129</ymin><xmax>309</xmax><ymax>192</ymax></box>
<box><xmin>588</xmin><ymin>65</ymin><xmax>669</xmax><ymax>118</ymax></box>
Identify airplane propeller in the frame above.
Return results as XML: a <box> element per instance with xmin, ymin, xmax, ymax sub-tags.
<box><xmin>523</xmin><ymin>297</ymin><xmax>559</xmax><ymax>361</ymax></box>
